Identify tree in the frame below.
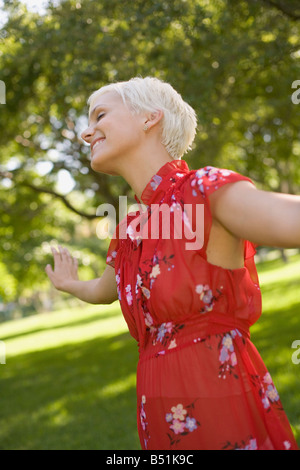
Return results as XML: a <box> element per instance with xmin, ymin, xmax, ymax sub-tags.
<box><xmin>0</xmin><ymin>0</ymin><xmax>299</xmax><ymax>306</ymax></box>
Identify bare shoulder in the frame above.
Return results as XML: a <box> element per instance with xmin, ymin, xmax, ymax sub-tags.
<box><xmin>208</xmin><ymin>179</ymin><xmax>300</xmax><ymax>248</ymax></box>
<box><xmin>209</xmin><ymin>180</ymin><xmax>256</xmax><ymax>219</ymax></box>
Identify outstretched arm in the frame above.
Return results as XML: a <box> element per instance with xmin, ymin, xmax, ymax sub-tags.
<box><xmin>45</xmin><ymin>245</ymin><xmax>118</xmax><ymax>304</ymax></box>
<box><xmin>210</xmin><ymin>181</ymin><xmax>300</xmax><ymax>248</ymax></box>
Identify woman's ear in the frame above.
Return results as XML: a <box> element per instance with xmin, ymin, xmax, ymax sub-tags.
<box><xmin>144</xmin><ymin>109</ymin><xmax>164</xmax><ymax>130</ymax></box>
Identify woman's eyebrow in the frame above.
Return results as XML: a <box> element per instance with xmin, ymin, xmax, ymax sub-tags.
<box><xmin>88</xmin><ymin>104</ymin><xmax>107</xmax><ymax>125</ymax></box>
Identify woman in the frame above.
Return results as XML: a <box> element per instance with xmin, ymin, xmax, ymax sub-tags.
<box><xmin>45</xmin><ymin>77</ymin><xmax>300</xmax><ymax>450</ymax></box>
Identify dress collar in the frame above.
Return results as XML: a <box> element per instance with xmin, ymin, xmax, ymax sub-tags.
<box><xmin>134</xmin><ymin>159</ymin><xmax>190</xmax><ymax>206</ymax></box>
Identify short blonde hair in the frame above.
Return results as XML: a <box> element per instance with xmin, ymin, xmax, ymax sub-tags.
<box><xmin>87</xmin><ymin>76</ymin><xmax>197</xmax><ymax>159</ymax></box>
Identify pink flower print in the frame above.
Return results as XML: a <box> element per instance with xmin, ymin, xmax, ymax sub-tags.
<box><xmin>150</xmin><ymin>264</ymin><xmax>160</xmax><ymax>279</ymax></box>
<box><xmin>168</xmin><ymin>339</ymin><xmax>177</xmax><ymax>350</ymax></box>
<box><xmin>195</xmin><ymin>284</ymin><xmax>214</xmax><ymax>312</ymax></box>
<box><xmin>139</xmin><ymin>395</ymin><xmax>150</xmax><ymax>449</ymax></box>
<box><xmin>195</xmin><ymin>169</ymin><xmax>206</xmax><ymax>178</ymax></box>
<box><xmin>150</xmin><ymin>174</ymin><xmax>162</xmax><ymax>191</ymax></box>
<box><xmin>170</xmin><ymin>419</ymin><xmax>186</xmax><ymax>435</ymax></box>
<box><xmin>220</xmin><ymin>169</ymin><xmax>232</xmax><ymax>177</ymax></box>
<box><xmin>222</xmin><ymin>334</ymin><xmax>233</xmax><ymax>350</ymax></box>
<box><xmin>218</xmin><ymin>332</ymin><xmax>239</xmax><ymax>379</ymax></box>
<box><xmin>231</xmin><ymin>352</ymin><xmax>237</xmax><ymax>366</ymax></box>
<box><xmin>263</xmin><ymin>372</ymin><xmax>273</xmax><ymax>384</ymax></box>
<box><xmin>284</xmin><ymin>441</ymin><xmax>291</xmax><ymax>450</ymax></box>
<box><xmin>125</xmin><ymin>284</ymin><xmax>132</xmax><ymax>306</ymax></box>
<box><xmin>166</xmin><ymin>401</ymin><xmax>200</xmax><ymax>446</ymax></box>
<box><xmin>262</xmin><ymin>396</ymin><xmax>270</xmax><ymax>409</ymax></box>
<box><xmin>141</xmin><ymin>286</ymin><xmax>151</xmax><ymax>299</ymax></box>
<box><xmin>144</xmin><ymin>312</ymin><xmax>154</xmax><ymax>328</ymax></box>
<box><xmin>106</xmin><ymin>250</ymin><xmax>117</xmax><ymax>264</ymax></box>
<box><xmin>208</xmin><ymin>171</ymin><xmax>218</xmax><ymax>182</ymax></box>
<box><xmin>116</xmin><ymin>269</ymin><xmax>121</xmax><ymax>300</ymax></box>
<box><xmin>266</xmin><ymin>384</ymin><xmax>279</xmax><ymax>403</ymax></box>
<box><xmin>241</xmin><ymin>438</ymin><xmax>258</xmax><ymax>450</ymax></box>
<box><xmin>171</xmin><ymin>404</ymin><xmax>187</xmax><ymax>421</ymax></box>
<box><xmin>140</xmin><ymin>407</ymin><xmax>147</xmax><ymax>430</ymax></box>
<box><xmin>219</xmin><ymin>334</ymin><xmax>234</xmax><ymax>363</ymax></box>
<box><xmin>157</xmin><ymin>324</ymin><xmax>167</xmax><ymax>342</ymax></box>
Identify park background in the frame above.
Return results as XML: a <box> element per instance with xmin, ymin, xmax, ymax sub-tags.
<box><xmin>0</xmin><ymin>0</ymin><xmax>300</xmax><ymax>450</ymax></box>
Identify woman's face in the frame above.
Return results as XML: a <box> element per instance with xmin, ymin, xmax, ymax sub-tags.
<box><xmin>81</xmin><ymin>91</ymin><xmax>145</xmax><ymax>175</ymax></box>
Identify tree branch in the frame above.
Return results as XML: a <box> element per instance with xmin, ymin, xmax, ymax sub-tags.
<box><xmin>260</xmin><ymin>0</ymin><xmax>300</xmax><ymax>20</ymax></box>
<box><xmin>22</xmin><ymin>182</ymin><xmax>99</xmax><ymax>219</ymax></box>
<box><xmin>0</xmin><ymin>171</ymin><xmax>98</xmax><ymax>220</ymax></box>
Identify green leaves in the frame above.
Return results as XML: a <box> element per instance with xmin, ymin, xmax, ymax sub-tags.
<box><xmin>0</xmin><ymin>0</ymin><xmax>299</xmax><ymax>303</ymax></box>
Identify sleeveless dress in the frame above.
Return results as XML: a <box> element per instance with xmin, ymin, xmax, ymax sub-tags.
<box><xmin>106</xmin><ymin>159</ymin><xmax>298</xmax><ymax>450</ymax></box>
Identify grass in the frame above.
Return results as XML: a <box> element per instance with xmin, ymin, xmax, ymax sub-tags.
<box><xmin>0</xmin><ymin>253</ymin><xmax>300</xmax><ymax>449</ymax></box>
<box><xmin>0</xmin><ymin>303</ymin><xmax>140</xmax><ymax>450</ymax></box>
<box><xmin>252</xmin><ymin>253</ymin><xmax>300</xmax><ymax>444</ymax></box>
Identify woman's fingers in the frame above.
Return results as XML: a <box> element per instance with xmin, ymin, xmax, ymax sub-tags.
<box><xmin>51</xmin><ymin>245</ymin><xmax>78</xmax><ymax>270</ymax></box>
<box><xmin>51</xmin><ymin>246</ymin><xmax>61</xmax><ymax>267</ymax></box>
<box><xmin>45</xmin><ymin>263</ymin><xmax>53</xmax><ymax>276</ymax></box>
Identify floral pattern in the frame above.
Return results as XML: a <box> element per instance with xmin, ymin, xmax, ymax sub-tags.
<box><xmin>218</xmin><ymin>329</ymin><xmax>243</xmax><ymax>379</ymax></box>
<box><xmin>125</xmin><ymin>284</ymin><xmax>133</xmax><ymax>306</ymax></box>
<box><xmin>106</xmin><ymin>160</ymin><xmax>298</xmax><ymax>450</ymax></box>
<box><xmin>139</xmin><ymin>395</ymin><xmax>150</xmax><ymax>449</ymax></box>
<box><xmin>191</xmin><ymin>166</ymin><xmax>233</xmax><ymax>199</ymax></box>
<box><xmin>152</xmin><ymin>321</ymin><xmax>185</xmax><ymax>350</ymax></box>
<box><xmin>222</xmin><ymin>436</ymin><xmax>258</xmax><ymax>450</ymax></box>
<box><xmin>166</xmin><ymin>401</ymin><xmax>200</xmax><ymax>447</ymax></box>
<box><xmin>115</xmin><ymin>268</ymin><xmax>121</xmax><ymax>301</ymax></box>
<box><xmin>135</xmin><ymin>251</ymin><xmax>175</xmax><ymax>305</ymax></box>
<box><xmin>251</xmin><ymin>372</ymin><xmax>283</xmax><ymax>412</ymax></box>
<box><xmin>195</xmin><ymin>283</ymin><xmax>224</xmax><ymax>314</ymax></box>
<box><xmin>150</xmin><ymin>174</ymin><xmax>163</xmax><ymax>191</ymax></box>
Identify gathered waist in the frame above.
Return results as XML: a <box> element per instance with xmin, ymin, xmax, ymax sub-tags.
<box><xmin>138</xmin><ymin>312</ymin><xmax>250</xmax><ymax>362</ymax></box>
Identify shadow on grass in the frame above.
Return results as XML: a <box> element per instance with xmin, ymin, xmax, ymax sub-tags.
<box><xmin>0</xmin><ymin>331</ymin><xmax>140</xmax><ymax>450</ymax></box>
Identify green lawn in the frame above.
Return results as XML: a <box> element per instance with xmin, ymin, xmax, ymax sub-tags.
<box><xmin>252</xmin><ymin>253</ymin><xmax>300</xmax><ymax>445</ymax></box>
<box><xmin>0</xmin><ymin>254</ymin><xmax>300</xmax><ymax>450</ymax></box>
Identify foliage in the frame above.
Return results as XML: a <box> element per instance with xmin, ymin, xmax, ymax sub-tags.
<box><xmin>0</xmin><ymin>0</ymin><xmax>299</xmax><ymax>301</ymax></box>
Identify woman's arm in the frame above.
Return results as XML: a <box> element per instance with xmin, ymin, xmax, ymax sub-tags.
<box><xmin>45</xmin><ymin>245</ymin><xmax>118</xmax><ymax>304</ymax></box>
<box><xmin>209</xmin><ymin>181</ymin><xmax>300</xmax><ymax>248</ymax></box>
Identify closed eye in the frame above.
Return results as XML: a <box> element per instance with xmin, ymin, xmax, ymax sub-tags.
<box><xmin>96</xmin><ymin>113</ymin><xmax>105</xmax><ymax>121</ymax></box>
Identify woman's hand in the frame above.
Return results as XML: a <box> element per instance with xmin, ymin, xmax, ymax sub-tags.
<box><xmin>45</xmin><ymin>247</ymin><xmax>118</xmax><ymax>304</ymax></box>
<box><xmin>45</xmin><ymin>245</ymin><xmax>79</xmax><ymax>291</ymax></box>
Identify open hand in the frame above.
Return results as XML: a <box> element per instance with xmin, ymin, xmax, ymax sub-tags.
<box><xmin>45</xmin><ymin>245</ymin><xmax>79</xmax><ymax>291</ymax></box>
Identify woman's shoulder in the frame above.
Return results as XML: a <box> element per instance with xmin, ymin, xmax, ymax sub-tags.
<box><xmin>182</xmin><ymin>165</ymin><xmax>254</xmax><ymax>200</ymax></box>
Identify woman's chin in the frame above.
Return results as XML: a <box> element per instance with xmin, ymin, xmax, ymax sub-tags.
<box><xmin>90</xmin><ymin>156</ymin><xmax>118</xmax><ymax>176</ymax></box>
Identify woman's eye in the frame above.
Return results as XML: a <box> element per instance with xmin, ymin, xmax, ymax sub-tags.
<box><xmin>96</xmin><ymin>113</ymin><xmax>105</xmax><ymax>121</ymax></box>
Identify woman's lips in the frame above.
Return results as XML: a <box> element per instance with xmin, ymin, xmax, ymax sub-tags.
<box><xmin>91</xmin><ymin>137</ymin><xmax>105</xmax><ymax>152</ymax></box>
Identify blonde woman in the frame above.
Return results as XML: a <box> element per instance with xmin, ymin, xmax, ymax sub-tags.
<box><xmin>46</xmin><ymin>77</ymin><xmax>299</xmax><ymax>450</ymax></box>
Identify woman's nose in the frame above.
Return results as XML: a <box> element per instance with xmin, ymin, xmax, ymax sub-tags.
<box><xmin>81</xmin><ymin>126</ymin><xmax>95</xmax><ymax>144</ymax></box>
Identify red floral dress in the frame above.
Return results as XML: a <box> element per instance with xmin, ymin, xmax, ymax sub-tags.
<box><xmin>106</xmin><ymin>159</ymin><xmax>298</xmax><ymax>450</ymax></box>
